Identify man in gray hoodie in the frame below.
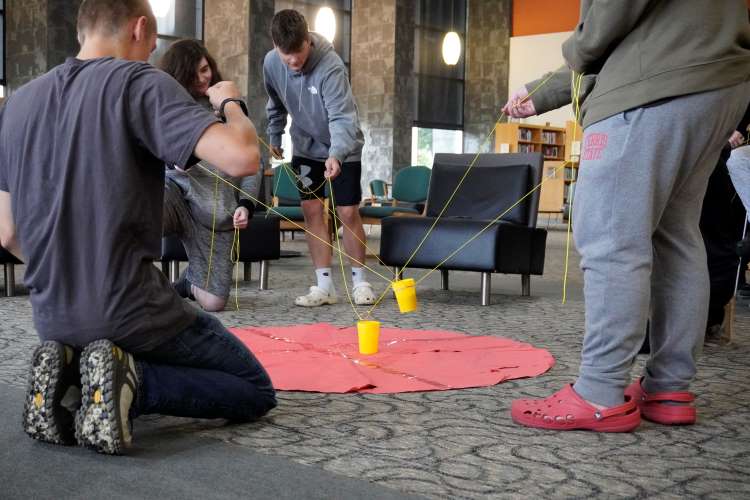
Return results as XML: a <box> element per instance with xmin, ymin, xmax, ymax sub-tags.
<box><xmin>263</xmin><ymin>9</ymin><xmax>375</xmax><ymax>307</ymax></box>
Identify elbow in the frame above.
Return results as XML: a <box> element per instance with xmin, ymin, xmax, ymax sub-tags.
<box><xmin>0</xmin><ymin>230</ymin><xmax>18</xmax><ymax>254</ymax></box>
<box><xmin>231</xmin><ymin>145</ymin><xmax>260</xmax><ymax>177</ymax></box>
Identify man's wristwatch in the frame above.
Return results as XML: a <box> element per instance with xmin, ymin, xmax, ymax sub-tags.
<box><xmin>219</xmin><ymin>98</ymin><xmax>249</xmax><ymax>122</ymax></box>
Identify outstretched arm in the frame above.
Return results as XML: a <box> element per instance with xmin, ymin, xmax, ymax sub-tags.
<box><xmin>194</xmin><ymin>81</ymin><xmax>260</xmax><ymax>178</ymax></box>
<box><xmin>264</xmin><ymin>64</ymin><xmax>288</xmax><ymax>151</ymax></box>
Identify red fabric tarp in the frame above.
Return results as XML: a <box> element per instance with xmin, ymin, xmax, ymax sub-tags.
<box><xmin>231</xmin><ymin>323</ymin><xmax>555</xmax><ymax>394</ymax></box>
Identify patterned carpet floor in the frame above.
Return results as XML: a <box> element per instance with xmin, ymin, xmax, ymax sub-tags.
<box><xmin>0</xmin><ymin>230</ymin><xmax>748</xmax><ymax>499</ymax></box>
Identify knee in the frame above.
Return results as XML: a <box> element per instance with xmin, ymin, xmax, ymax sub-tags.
<box><xmin>301</xmin><ymin>202</ymin><xmax>325</xmax><ymax>225</ymax></box>
<box><xmin>336</xmin><ymin>206</ymin><xmax>360</xmax><ymax>225</ymax></box>
<box><xmin>198</xmin><ymin>295</ymin><xmax>227</xmax><ymax>312</ymax></box>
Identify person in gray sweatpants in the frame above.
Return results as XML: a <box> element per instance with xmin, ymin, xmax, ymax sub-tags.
<box><xmin>572</xmin><ymin>86</ymin><xmax>748</xmax><ymax>406</ymax></box>
<box><xmin>503</xmin><ymin>0</ymin><xmax>750</xmax><ymax>432</ymax></box>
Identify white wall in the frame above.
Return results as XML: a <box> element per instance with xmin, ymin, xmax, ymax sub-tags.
<box><xmin>508</xmin><ymin>31</ymin><xmax>574</xmax><ymax>128</ymax></box>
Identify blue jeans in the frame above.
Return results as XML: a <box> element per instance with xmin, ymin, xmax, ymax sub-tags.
<box><xmin>131</xmin><ymin>312</ymin><xmax>276</xmax><ymax>421</ymax></box>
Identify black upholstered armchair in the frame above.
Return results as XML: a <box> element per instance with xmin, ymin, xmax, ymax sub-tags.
<box><xmin>161</xmin><ymin>215</ymin><xmax>281</xmax><ymax>290</ymax></box>
<box><xmin>379</xmin><ymin>153</ymin><xmax>547</xmax><ymax>305</ymax></box>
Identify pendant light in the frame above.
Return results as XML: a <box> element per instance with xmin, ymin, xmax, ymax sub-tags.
<box><xmin>148</xmin><ymin>0</ymin><xmax>172</xmax><ymax>18</ymax></box>
<box><xmin>315</xmin><ymin>6</ymin><xmax>337</xmax><ymax>43</ymax></box>
<box><xmin>442</xmin><ymin>0</ymin><xmax>462</xmax><ymax>66</ymax></box>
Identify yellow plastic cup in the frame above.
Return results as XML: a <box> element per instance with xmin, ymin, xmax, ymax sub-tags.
<box><xmin>357</xmin><ymin>320</ymin><xmax>380</xmax><ymax>355</ymax></box>
<box><xmin>392</xmin><ymin>278</ymin><xmax>417</xmax><ymax>313</ymax></box>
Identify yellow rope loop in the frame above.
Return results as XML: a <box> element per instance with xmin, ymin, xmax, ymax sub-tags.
<box><xmin>364</xmin><ymin>282</ymin><xmax>393</xmax><ymax>319</ymax></box>
<box><xmin>194</xmin><ymin>163</ymin><xmax>393</xmax><ymax>283</ymax></box>
<box><xmin>328</xmin><ymin>178</ymin><xmax>363</xmax><ymax>321</ymax></box>
<box><xmin>204</xmin><ymin>173</ymin><xmax>220</xmax><ymax>290</ymax></box>
<box><xmin>231</xmin><ymin>227</ymin><xmax>241</xmax><ymax>311</ymax></box>
<box><xmin>562</xmin><ymin>71</ymin><xmax>585</xmax><ymax>305</ymax></box>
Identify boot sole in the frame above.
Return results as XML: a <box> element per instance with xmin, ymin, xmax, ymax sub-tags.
<box><xmin>22</xmin><ymin>342</ymin><xmax>75</xmax><ymax>445</ymax></box>
<box><xmin>75</xmin><ymin>340</ymin><xmax>129</xmax><ymax>455</ymax></box>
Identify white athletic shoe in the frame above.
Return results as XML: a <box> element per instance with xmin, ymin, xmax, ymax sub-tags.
<box><xmin>352</xmin><ymin>282</ymin><xmax>376</xmax><ymax>306</ymax></box>
<box><xmin>295</xmin><ymin>286</ymin><xmax>338</xmax><ymax>307</ymax></box>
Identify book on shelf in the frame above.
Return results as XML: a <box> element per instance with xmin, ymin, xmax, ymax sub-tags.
<box><xmin>518</xmin><ymin>128</ymin><xmax>533</xmax><ymax>141</ymax></box>
<box><xmin>542</xmin><ymin>145</ymin><xmax>560</xmax><ymax>158</ymax></box>
<box><xmin>518</xmin><ymin>143</ymin><xmax>534</xmax><ymax>153</ymax></box>
<box><xmin>541</xmin><ymin>131</ymin><xmax>559</xmax><ymax>144</ymax></box>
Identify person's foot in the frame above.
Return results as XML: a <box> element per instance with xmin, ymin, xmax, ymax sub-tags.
<box><xmin>295</xmin><ymin>285</ymin><xmax>338</xmax><ymax>307</ymax></box>
<box><xmin>75</xmin><ymin>340</ymin><xmax>138</xmax><ymax>455</ymax></box>
<box><xmin>624</xmin><ymin>378</ymin><xmax>696</xmax><ymax>425</ymax></box>
<box><xmin>511</xmin><ymin>384</ymin><xmax>641</xmax><ymax>432</ymax></box>
<box><xmin>352</xmin><ymin>282</ymin><xmax>376</xmax><ymax>305</ymax></box>
<box><xmin>23</xmin><ymin>341</ymin><xmax>80</xmax><ymax>445</ymax></box>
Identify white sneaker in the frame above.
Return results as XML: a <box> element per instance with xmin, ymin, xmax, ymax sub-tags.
<box><xmin>295</xmin><ymin>286</ymin><xmax>338</xmax><ymax>307</ymax></box>
<box><xmin>352</xmin><ymin>282</ymin><xmax>376</xmax><ymax>305</ymax></box>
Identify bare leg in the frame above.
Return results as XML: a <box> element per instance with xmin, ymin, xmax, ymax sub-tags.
<box><xmin>301</xmin><ymin>199</ymin><xmax>332</xmax><ymax>269</ymax></box>
<box><xmin>335</xmin><ymin>205</ymin><xmax>367</xmax><ymax>268</ymax></box>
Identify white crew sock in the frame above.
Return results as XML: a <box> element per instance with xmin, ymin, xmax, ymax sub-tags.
<box><xmin>351</xmin><ymin>267</ymin><xmax>367</xmax><ymax>286</ymax></box>
<box><xmin>315</xmin><ymin>268</ymin><xmax>334</xmax><ymax>294</ymax></box>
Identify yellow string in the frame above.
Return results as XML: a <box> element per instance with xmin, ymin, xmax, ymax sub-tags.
<box><xmin>195</xmin><ymin>163</ymin><xmax>393</xmax><ymax>283</ymax></box>
<box><xmin>231</xmin><ymin>226</ymin><xmax>241</xmax><ymax>311</ymax></box>
<box><xmin>204</xmin><ymin>173</ymin><xmax>220</xmax><ymax>290</ymax></box>
<box><xmin>190</xmin><ymin>72</ymin><xmax>560</xmax><ymax>320</ymax></box>
<box><xmin>397</xmin><ymin>71</ymin><xmax>558</xmax><ymax>275</ymax></box>
<box><xmin>279</xmin><ymin>162</ymin><xmax>396</xmax><ymax>275</ymax></box>
<box><xmin>413</xmin><ymin>160</ymin><xmax>571</xmax><ymax>287</ymax></box>
<box><xmin>562</xmin><ymin>72</ymin><xmax>585</xmax><ymax>304</ymax></box>
<box><xmin>328</xmin><ymin>178</ymin><xmax>363</xmax><ymax>321</ymax></box>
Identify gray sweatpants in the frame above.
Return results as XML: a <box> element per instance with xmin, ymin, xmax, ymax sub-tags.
<box><xmin>163</xmin><ymin>180</ymin><xmax>236</xmax><ymax>299</ymax></box>
<box><xmin>572</xmin><ymin>82</ymin><xmax>750</xmax><ymax>407</ymax></box>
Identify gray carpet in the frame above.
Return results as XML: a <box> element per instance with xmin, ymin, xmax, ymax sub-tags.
<box><xmin>0</xmin><ymin>383</ymin><xmax>421</xmax><ymax>500</ymax></box>
<box><xmin>1</xmin><ymin>229</ymin><xmax>749</xmax><ymax>499</ymax></box>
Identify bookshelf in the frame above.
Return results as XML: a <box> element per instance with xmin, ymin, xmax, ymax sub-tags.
<box><xmin>494</xmin><ymin>122</ymin><xmax>566</xmax><ymax>161</ymax></box>
<box><xmin>495</xmin><ymin>121</ymin><xmax>582</xmax><ymax>219</ymax></box>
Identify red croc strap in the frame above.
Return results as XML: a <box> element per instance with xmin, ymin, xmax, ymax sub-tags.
<box><xmin>597</xmin><ymin>397</ymin><xmax>637</xmax><ymax>419</ymax></box>
<box><xmin>644</xmin><ymin>391</ymin><xmax>695</xmax><ymax>404</ymax></box>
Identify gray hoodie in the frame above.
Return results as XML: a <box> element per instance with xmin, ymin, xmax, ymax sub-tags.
<box><xmin>263</xmin><ymin>32</ymin><xmax>364</xmax><ymax>163</ymax></box>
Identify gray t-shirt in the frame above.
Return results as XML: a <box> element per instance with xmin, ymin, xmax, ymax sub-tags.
<box><xmin>0</xmin><ymin>57</ymin><xmax>220</xmax><ymax>351</ymax></box>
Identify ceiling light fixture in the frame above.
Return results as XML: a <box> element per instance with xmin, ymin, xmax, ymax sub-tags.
<box><xmin>315</xmin><ymin>6</ymin><xmax>337</xmax><ymax>43</ymax></box>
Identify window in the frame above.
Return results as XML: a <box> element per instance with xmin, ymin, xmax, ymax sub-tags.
<box><xmin>411</xmin><ymin>127</ymin><xmax>463</xmax><ymax>167</ymax></box>
<box><xmin>413</xmin><ymin>0</ymin><xmax>466</xmax><ymax>130</ymax></box>
<box><xmin>148</xmin><ymin>0</ymin><xmax>204</xmax><ymax>65</ymax></box>
<box><xmin>1</xmin><ymin>0</ymin><xmax>5</xmax><ymax>96</ymax></box>
<box><xmin>411</xmin><ymin>0</ymin><xmax>466</xmax><ymax>166</ymax></box>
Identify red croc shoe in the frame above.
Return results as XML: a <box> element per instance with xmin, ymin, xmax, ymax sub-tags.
<box><xmin>511</xmin><ymin>384</ymin><xmax>641</xmax><ymax>432</ymax></box>
<box><xmin>624</xmin><ymin>378</ymin><xmax>696</xmax><ymax>425</ymax></box>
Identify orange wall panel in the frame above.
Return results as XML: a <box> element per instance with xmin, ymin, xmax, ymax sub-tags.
<box><xmin>512</xmin><ymin>0</ymin><xmax>581</xmax><ymax>37</ymax></box>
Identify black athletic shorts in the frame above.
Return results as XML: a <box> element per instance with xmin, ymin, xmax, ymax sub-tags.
<box><xmin>292</xmin><ymin>155</ymin><xmax>362</xmax><ymax>207</ymax></box>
